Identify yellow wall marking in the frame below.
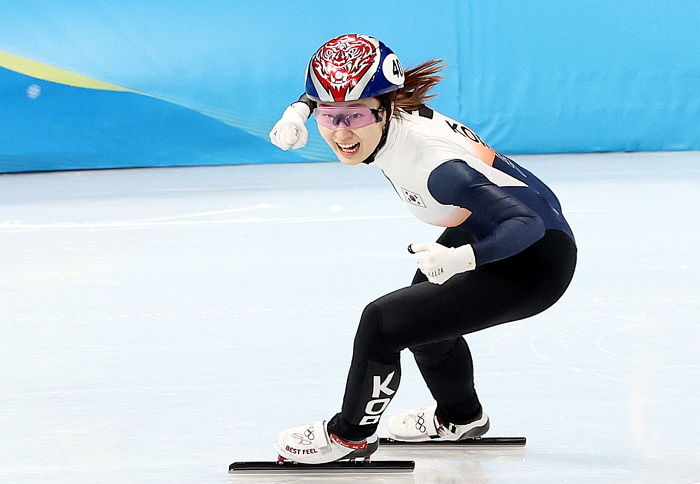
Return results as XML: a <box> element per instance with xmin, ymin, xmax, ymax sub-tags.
<box><xmin>0</xmin><ymin>51</ymin><xmax>134</xmax><ymax>92</ymax></box>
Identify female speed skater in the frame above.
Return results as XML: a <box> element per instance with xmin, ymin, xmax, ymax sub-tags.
<box><xmin>268</xmin><ymin>34</ymin><xmax>577</xmax><ymax>464</ymax></box>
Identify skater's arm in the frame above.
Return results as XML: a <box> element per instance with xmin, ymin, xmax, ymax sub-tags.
<box><xmin>269</xmin><ymin>94</ymin><xmax>315</xmax><ymax>150</ymax></box>
<box><xmin>295</xmin><ymin>93</ymin><xmax>317</xmax><ymax>113</ymax></box>
<box><xmin>427</xmin><ymin>159</ymin><xmax>545</xmax><ymax>266</ymax></box>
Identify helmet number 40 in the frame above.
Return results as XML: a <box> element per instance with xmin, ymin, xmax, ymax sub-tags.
<box><xmin>392</xmin><ymin>58</ymin><xmax>403</xmax><ymax>77</ymax></box>
<box><xmin>383</xmin><ymin>53</ymin><xmax>405</xmax><ymax>85</ymax></box>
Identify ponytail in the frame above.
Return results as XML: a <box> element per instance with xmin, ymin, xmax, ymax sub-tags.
<box><xmin>391</xmin><ymin>59</ymin><xmax>446</xmax><ymax>114</ymax></box>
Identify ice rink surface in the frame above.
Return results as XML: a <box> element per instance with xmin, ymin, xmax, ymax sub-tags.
<box><xmin>1</xmin><ymin>151</ymin><xmax>699</xmax><ymax>484</ymax></box>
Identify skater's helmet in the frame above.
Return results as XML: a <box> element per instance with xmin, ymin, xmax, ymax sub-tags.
<box><xmin>305</xmin><ymin>34</ymin><xmax>405</xmax><ymax>102</ymax></box>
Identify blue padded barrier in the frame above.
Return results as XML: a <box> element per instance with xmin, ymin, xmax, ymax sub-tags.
<box><xmin>1</xmin><ymin>0</ymin><xmax>698</xmax><ymax>172</ymax></box>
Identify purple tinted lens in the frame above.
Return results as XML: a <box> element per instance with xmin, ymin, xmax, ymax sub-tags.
<box><xmin>314</xmin><ymin>106</ymin><xmax>377</xmax><ymax>129</ymax></box>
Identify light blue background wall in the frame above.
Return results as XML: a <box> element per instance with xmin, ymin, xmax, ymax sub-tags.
<box><xmin>1</xmin><ymin>0</ymin><xmax>698</xmax><ymax>172</ymax></box>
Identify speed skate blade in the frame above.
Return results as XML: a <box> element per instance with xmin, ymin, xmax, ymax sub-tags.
<box><xmin>380</xmin><ymin>436</ymin><xmax>526</xmax><ymax>446</ymax></box>
<box><xmin>229</xmin><ymin>460</ymin><xmax>415</xmax><ymax>474</ymax></box>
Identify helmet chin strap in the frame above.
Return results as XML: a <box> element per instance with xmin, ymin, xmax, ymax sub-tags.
<box><xmin>361</xmin><ymin>94</ymin><xmax>394</xmax><ymax>165</ymax></box>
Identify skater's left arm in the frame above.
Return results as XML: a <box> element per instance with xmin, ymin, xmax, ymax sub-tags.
<box><xmin>429</xmin><ymin>159</ymin><xmax>545</xmax><ymax>265</ymax></box>
<box><xmin>410</xmin><ymin>159</ymin><xmax>544</xmax><ymax>284</ymax></box>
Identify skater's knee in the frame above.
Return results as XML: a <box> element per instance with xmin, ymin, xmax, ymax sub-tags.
<box><xmin>353</xmin><ymin>300</ymin><xmax>399</xmax><ymax>361</ymax></box>
<box><xmin>410</xmin><ymin>337</ymin><xmax>465</xmax><ymax>367</ymax></box>
<box><xmin>355</xmin><ymin>301</ymin><xmax>383</xmax><ymax>346</ymax></box>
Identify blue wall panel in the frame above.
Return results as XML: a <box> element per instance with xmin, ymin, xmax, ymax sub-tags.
<box><xmin>456</xmin><ymin>1</ymin><xmax>700</xmax><ymax>153</ymax></box>
<box><xmin>0</xmin><ymin>67</ymin><xmax>292</xmax><ymax>171</ymax></box>
<box><xmin>1</xmin><ymin>0</ymin><xmax>698</xmax><ymax>172</ymax></box>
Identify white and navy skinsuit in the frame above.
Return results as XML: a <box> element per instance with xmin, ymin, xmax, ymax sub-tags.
<box><xmin>326</xmin><ymin>106</ymin><xmax>577</xmax><ymax>441</ymax></box>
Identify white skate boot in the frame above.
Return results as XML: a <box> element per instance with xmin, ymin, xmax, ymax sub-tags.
<box><xmin>274</xmin><ymin>420</ymin><xmax>379</xmax><ymax>464</ymax></box>
<box><xmin>386</xmin><ymin>405</ymin><xmax>489</xmax><ymax>442</ymax></box>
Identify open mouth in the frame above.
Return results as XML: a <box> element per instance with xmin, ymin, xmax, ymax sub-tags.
<box><xmin>335</xmin><ymin>141</ymin><xmax>360</xmax><ymax>156</ymax></box>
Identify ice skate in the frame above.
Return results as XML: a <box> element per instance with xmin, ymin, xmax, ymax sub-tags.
<box><xmin>230</xmin><ymin>420</ymin><xmax>414</xmax><ymax>474</ymax></box>
<box><xmin>273</xmin><ymin>420</ymin><xmax>379</xmax><ymax>464</ymax></box>
<box><xmin>386</xmin><ymin>405</ymin><xmax>490</xmax><ymax>442</ymax></box>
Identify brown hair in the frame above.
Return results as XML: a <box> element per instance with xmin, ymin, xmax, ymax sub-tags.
<box><xmin>391</xmin><ymin>59</ymin><xmax>446</xmax><ymax>115</ymax></box>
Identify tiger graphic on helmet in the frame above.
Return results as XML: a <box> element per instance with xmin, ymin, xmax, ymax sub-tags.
<box><xmin>305</xmin><ymin>34</ymin><xmax>405</xmax><ymax>102</ymax></box>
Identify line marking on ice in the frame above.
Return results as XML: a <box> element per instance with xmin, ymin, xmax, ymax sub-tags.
<box><xmin>0</xmin><ymin>213</ymin><xmax>410</xmax><ymax>231</ymax></box>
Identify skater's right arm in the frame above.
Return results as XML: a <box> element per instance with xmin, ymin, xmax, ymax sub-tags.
<box><xmin>269</xmin><ymin>94</ymin><xmax>316</xmax><ymax>150</ymax></box>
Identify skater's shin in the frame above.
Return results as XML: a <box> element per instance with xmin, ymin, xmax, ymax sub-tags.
<box><xmin>330</xmin><ymin>302</ymin><xmax>402</xmax><ymax>441</ymax></box>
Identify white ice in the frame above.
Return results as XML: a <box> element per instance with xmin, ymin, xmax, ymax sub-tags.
<box><xmin>1</xmin><ymin>152</ymin><xmax>699</xmax><ymax>484</ymax></box>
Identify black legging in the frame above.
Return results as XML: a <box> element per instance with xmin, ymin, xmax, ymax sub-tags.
<box><xmin>327</xmin><ymin>228</ymin><xmax>577</xmax><ymax>441</ymax></box>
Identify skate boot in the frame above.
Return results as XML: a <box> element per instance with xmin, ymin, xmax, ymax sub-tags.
<box><xmin>274</xmin><ymin>420</ymin><xmax>379</xmax><ymax>464</ymax></box>
<box><xmin>386</xmin><ymin>405</ymin><xmax>489</xmax><ymax>442</ymax></box>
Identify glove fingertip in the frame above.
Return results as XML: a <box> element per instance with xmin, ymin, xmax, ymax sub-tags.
<box><xmin>410</xmin><ymin>242</ymin><xmax>429</xmax><ymax>253</ymax></box>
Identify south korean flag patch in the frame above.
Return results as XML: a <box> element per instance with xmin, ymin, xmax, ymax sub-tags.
<box><xmin>401</xmin><ymin>187</ymin><xmax>426</xmax><ymax>208</ymax></box>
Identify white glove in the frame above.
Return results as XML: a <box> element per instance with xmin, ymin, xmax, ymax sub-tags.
<box><xmin>409</xmin><ymin>242</ymin><xmax>477</xmax><ymax>284</ymax></box>
<box><xmin>269</xmin><ymin>102</ymin><xmax>311</xmax><ymax>150</ymax></box>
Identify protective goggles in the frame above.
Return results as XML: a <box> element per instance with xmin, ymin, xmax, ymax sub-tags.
<box><xmin>314</xmin><ymin>106</ymin><xmax>383</xmax><ymax>130</ymax></box>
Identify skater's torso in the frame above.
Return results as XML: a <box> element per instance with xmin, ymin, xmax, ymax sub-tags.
<box><xmin>372</xmin><ymin>106</ymin><xmax>574</xmax><ymax>264</ymax></box>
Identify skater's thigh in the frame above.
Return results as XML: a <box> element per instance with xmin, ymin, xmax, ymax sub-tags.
<box><xmin>372</xmin><ymin>269</ymin><xmax>538</xmax><ymax>351</ymax></box>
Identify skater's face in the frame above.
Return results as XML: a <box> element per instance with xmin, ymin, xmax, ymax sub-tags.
<box><xmin>316</xmin><ymin>97</ymin><xmax>387</xmax><ymax>165</ymax></box>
